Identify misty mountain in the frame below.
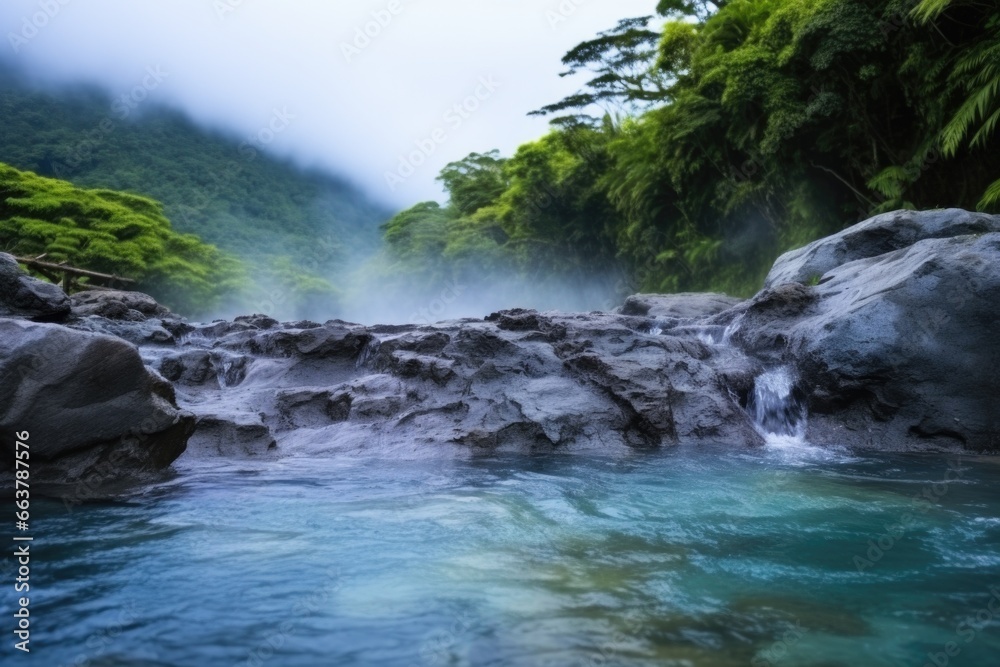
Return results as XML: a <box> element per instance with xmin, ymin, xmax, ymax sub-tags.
<box><xmin>0</xmin><ymin>65</ymin><xmax>392</xmax><ymax>315</ymax></box>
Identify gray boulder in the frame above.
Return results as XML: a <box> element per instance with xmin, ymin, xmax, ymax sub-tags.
<box><xmin>763</xmin><ymin>208</ymin><xmax>1000</xmax><ymax>289</ymax></box>
<box><xmin>67</xmin><ymin>290</ymin><xmax>188</xmax><ymax>346</ymax></box>
<box><xmin>0</xmin><ymin>319</ymin><xmax>194</xmax><ymax>497</ymax></box>
<box><xmin>0</xmin><ymin>253</ymin><xmax>71</xmax><ymax>322</ymax></box>
<box><xmin>70</xmin><ymin>289</ymin><xmax>174</xmax><ymax>321</ymax></box>
<box><xmin>619</xmin><ymin>292</ymin><xmax>743</xmax><ymax>319</ymax></box>
<box><xmin>731</xmin><ymin>230</ymin><xmax>1000</xmax><ymax>451</ymax></box>
<box><xmin>26</xmin><ymin>208</ymin><xmax>993</xmax><ymax>461</ymax></box>
<box><xmin>153</xmin><ymin>311</ymin><xmax>762</xmax><ymax>459</ymax></box>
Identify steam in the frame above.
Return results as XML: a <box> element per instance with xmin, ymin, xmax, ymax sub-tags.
<box><xmin>0</xmin><ymin>0</ymin><xmax>655</xmax><ymax>323</ymax></box>
<box><xmin>336</xmin><ymin>267</ymin><xmax>626</xmax><ymax>326</ymax></box>
<box><xmin>209</xmin><ymin>248</ymin><xmax>628</xmax><ymax>326</ymax></box>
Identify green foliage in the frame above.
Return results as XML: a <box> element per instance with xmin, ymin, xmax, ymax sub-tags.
<box><xmin>529</xmin><ymin>17</ymin><xmax>670</xmax><ymax>123</ymax></box>
<box><xmin>436</xmin><ymin>151</ymin><xmax>509</xmax><ymax>218</ymax></box>
<box><xmin>656</xmin><ymin>0</ymin><xmax>727</xmax><ymax>19</ymax></box>
<box><xmin>0</xmin><ymin>163</ymin><xmax>243</xmax><ymax>314</ymax></box>
<box><xmin>0</xmin><ymin>70</ymin><xmax>390</xmax><ymax>316</ymax></box>
<box><xmin>383</xmin><ymin>0</ymin><xmax>999</xmax><ymax>300</ymax></box>
<box><xmin>912</xmin><ymin>0</ymin><xmax>999</xmax><ymax>209</ymax></box>
<box><xmin>375</xmin><ymin>128</ymin><xmax>626</xmax><ymax>295</ymax></box>
<box><xmin>980</xmin><ymin>178</ymin><xmax>1000</xmax><ymax>210</ymax></box>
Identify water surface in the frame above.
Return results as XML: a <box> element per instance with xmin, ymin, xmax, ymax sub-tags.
<box><xmin>9</xmin><ymin>446</ymin><xmax>1000</xmax><ymax>666</ymax></box>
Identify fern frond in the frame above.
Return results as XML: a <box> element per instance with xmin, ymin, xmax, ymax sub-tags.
<box><xmin>978</xmin><ymin>178</ymin><xmax>1000</xmax><ymax>211</ymax></box>
<box><xmin>911</xmin><ymin>0</ymin><xmax>953</xmax><ymax>23</ymax></box>
<box><xmin>941</xmin><ymin>78</ymin><xmax>1000</xmax><ymax>155</ymax></box>
<box><xmin>971</xmin><ymin>107</ymin><xmax>1000</xmax><ymax>148</ymax></box>
<box><xmin>867</xmin><ymin>166</ymin><xmax>910</xmax><ymax>198</ymax></box>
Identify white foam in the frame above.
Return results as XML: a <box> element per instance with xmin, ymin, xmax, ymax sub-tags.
<box><xmin>750</xmin><ymin>366</ymin><xmax>808</xmax><ymax>447</ymax></box>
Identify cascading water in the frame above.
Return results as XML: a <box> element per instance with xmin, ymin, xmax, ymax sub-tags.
<box><xmin>356</xmin><ymin>337</ymin><xmax>382</xmax><ymax>368</ymax></box>
<box><xmin>647</xmin><ymin>317</ymin><xmax>812</xmax><ymax>448</ymax></box>
<box><xmin>748</xmin><ymin>366</ymin><xmax>808</xmax><ymax>445</ymax></box>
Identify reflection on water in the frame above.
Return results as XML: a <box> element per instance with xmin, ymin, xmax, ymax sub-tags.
<box><xmin>7</xmin><ymin>447</ymin><xmax>1000</xmax><ymax>666</ymax></box>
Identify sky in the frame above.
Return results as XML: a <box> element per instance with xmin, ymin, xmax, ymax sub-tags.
<box><xmin>0</xmin><ymin>0</ymin><xmax>657</xmax><ymax>208</ymax></box>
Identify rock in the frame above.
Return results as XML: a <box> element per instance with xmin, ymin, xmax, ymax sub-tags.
<box><xmin>149</xmin><ymin>305</ymin><xmax>763</xmax><ymax>460</ymax></box>
<box><xmin>618</xmin><ymin>292</ymin><xmax>743</xmax><ymax>319</ymax></box>
<box><xmin>734</xmin><ymin>230</ymin><xmax>1000</xmax><ymax>451</ymax></box>
<box><xmin>274</xmin><ymin>388</ymin><xmax>353</xmax><ymax>429</ymax></box>
<box><xmin>233</xmin><ymin>314</ymin><xmax>280</xmax><ymax>330</ymax></box>
<box><xmin>220</xmin><ymin>323</ymin><xmax>374</xmax><ymax>360</ymax></box>
<box><xmin>159</xmin><ymin>350</ymin><xmax>216</xmax><ymax>386</ymax></box>
<box><xmin>763</xmin><ymin>208</ymin><xmax>1000</xmax><ymax>289</ymax></box>
<box><xmin>0</xmin><ymin>318</ymin><xmax>194</xmax><ymax>498</ymax></box>
<box><xmin>0</xmin><ymin>253</ymin><xmax>72</xmax><ymax>322</ymax></box>
<box><xmin>720</xmin><ymin>283</ymin><xmax>820</xmax><ymax>356</ymax></box>
<box><xmin>70</xmin><ymin>289</ymin><xmax>174</xmax><ymax>321</ymax></box>
<box><xmin>185</xmin><ymin>413</ymin><xmax>276</xmax><ymax>457</ymax></box>
<box><xmin>70</xmin><ymin>316</ymin><xmax>178</xmax><ymax>346</ymax></box>
<box><xmin>12</xmin><ymin>208</ymin><xmax>993</xmax><ymax>462</ymax></box>
<box><xmin>64</xmin><ymin>290</ymin><xmax>185</xmax><ymax>345</ymax></box>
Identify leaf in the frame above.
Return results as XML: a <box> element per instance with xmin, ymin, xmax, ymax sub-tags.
<box><xmin>911</xmin><ymin>0</ymin><xmax>953</xmax><ymax>23</ymax></box>
<box><xmin>867</xmin><ymin>167</ymin><xmax>910</xmax><ymax>199</ymax></box>
<box><xmin>978</xmin><ymin>178</ymin><xmax>1000</xmax><ymax>211</ymax></box>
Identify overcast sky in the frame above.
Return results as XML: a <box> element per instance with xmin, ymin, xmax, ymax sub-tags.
<box><xmin>1</xmin><ymin>0</ymin><xmax>657</xmax><ymax>208</ymax></box>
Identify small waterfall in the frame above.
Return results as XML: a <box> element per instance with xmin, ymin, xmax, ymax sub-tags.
<box><xmin>646</xmin><ymin>313</ymin><xmax>813</xmax><ymax>448</ymax></box>
<box><xmin>722</xmin><ymin>320</ymin><xmax>741</xmax><ymax>346</ymax></box>
<box><xmin>356</xmin><ymin>337</ymin><xmax>382</xmax><ymax>368</ymax></box>
<box><xmin>210</xmin><ymin>352</ymin><xmax>249</xmax><ymax>389</ymax></box>
<box><xmin>749</xmin><ymin>366</ymin><xmax>808</xmax><ymax>445</ymax></box>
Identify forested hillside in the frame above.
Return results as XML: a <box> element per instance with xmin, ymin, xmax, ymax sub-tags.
<box><xmin>0</xmin><ymin>67</ymin><xmax>391</xmax><ymax>316</ymax></box>
<box><xmin>0</xmin><ymin>162</ymin><xmax>241</xmax><ymax>314</ymax></box>
<box><xmin>2</xmin><ymin>0</ymin><xmax>995</xmax><ymax>318</ymax></box>
<box><xmin>381</xmin><ymin>0</ymin><xmax>999</xmax><ymax>298</ymax></box>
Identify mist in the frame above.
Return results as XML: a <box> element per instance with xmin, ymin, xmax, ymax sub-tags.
<box><xmin>1</xmin><ymin>0</ymin><xmax>657</xmax><ymax>323</ymax></box>
<box><xmin>1</xmin><ymin>0</ymin><xmax>655</xmax><ymax>206</ymax></box>
<box><xmin>336</xmin><ymin>267</ymin><xmax>627</xmax><ymax>326</ymax></box>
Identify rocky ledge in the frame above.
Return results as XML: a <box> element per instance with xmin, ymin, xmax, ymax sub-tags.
<box><xmin>1</xmin><ymin>208</ymin><xmax>998</xmax><ymax>497</ymax></box>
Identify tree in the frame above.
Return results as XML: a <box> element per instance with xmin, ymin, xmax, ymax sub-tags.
<box><xmin>0</xmin><ymin>163</ymin><xmax>244</xmax><ymax>314</ymax></box>
<box><xmin>384</xmin><ymin>0</ymin><xmax>1000</xmax><ymax>302</ymax></box>
<box><xmin>529</xmin><ymin>17</ymin><xmax>669</xmax><ymax>125</ymax></box>
<box><xmin>436</xmin><ymin>151</ymin><xmax>509</xmax><ymax>217</ymax></box>
<box><xmin>913</xmin><ymin>0</ymin><xmax>1000</xmax><ymax>209</ymax></box>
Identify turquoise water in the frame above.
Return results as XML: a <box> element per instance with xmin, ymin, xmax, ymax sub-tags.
<box><xmin>8</xmin><ymin>446</ymin><xmax>1000</xmax><ymax>667</ymax></box>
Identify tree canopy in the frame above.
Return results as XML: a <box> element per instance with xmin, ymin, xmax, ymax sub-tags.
<box><xmin>380</xmin><ymin>0</ymin><xmax>1000</xmax><ymax>299</ymax></box>
<box><xmin>0</xmin><ymin>162</ymin><xmax>243</xmax><ymax>315</ymax></box>
<box><xmin>0</xmin><ymin>69</ymin><xmax>390</xmax><ymax>317</ymax></box>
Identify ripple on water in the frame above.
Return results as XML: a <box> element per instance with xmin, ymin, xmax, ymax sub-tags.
<box><xmin>13</xmin><ymin>451</ymin><xmax>1000</xmax><ymax>667</ymax></box>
